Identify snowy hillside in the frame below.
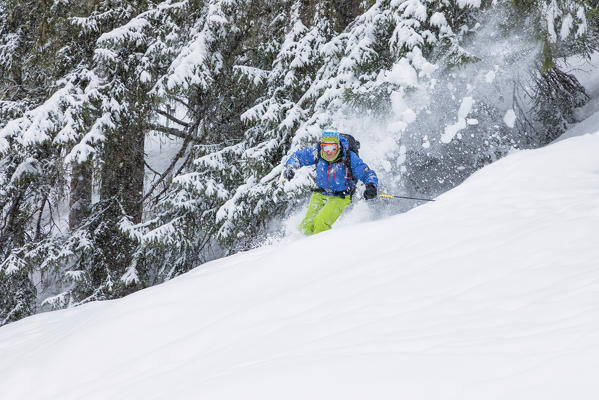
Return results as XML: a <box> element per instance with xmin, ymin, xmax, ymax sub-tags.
<box><xmin>1</xmin><ymin>114</ymin><xmax>599</xmax><ymax>398</ymax></box>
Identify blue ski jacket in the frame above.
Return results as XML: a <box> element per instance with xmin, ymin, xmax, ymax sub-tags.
<box><xmin>285</xmin><ymin>136</ymin><xmax>378</xmax><ymax>196</ymax></box>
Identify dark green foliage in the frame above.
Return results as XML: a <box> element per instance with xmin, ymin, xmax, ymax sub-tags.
<box><xmin>0</xmin><ymin>270</ymin><xmax>36</xmax><ymax>325</ymax></box>
<box><xmin>68</xmin><ymin>199</ymin><xmax>144</xmax><ymax>302</ymax></box>
<box><xmin>530</xmin><ymin>66</ymin><xmax>590</xmax><ymax>145</ymax></box>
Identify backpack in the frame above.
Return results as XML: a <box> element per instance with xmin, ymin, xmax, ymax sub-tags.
<box><xmin>340</xmin><ymin>133</ymin><xmax>360</xmax><ymax>157</ymax></box>
<box><xmin>340</xmin><ymin>133</ymin><xmax>360</xmax><ymax>189</ymax></box>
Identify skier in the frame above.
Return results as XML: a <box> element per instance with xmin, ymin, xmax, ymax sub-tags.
<box><xmin>284</xmin><ymin>128</ymin><xmax>378</xmax><ymax>235</ymax></box>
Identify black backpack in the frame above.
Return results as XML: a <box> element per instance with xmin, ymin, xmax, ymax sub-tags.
<box><xmin>340</xmin><ymin>133</ymin><xmax>360</xmax><ymax>186</ymax></box>
<box><xmin>340</xmin><ymin>133</ymin><xmax>360</xmax><ymax>157</ymax></box>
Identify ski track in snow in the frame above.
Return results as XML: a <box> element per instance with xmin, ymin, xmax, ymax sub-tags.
<box><xmin>2</xmin><ymin>120</ymin><xmax>599</xmax><ymax>398</ymax></box>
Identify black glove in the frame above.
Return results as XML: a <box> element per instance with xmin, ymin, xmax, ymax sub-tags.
<box><xmin>364</xmin><ymin>183</ymin><xmax>377</xmax><ymax>200</ymax></box>
<box><xmin>284</xmin><ymin>167</ymin><xmax>295</xmax><ymax>181</ymax></box>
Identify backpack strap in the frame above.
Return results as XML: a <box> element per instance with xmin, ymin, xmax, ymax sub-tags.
<box><xmin>344</xmin><ymin>151</ymin><xmax>357</xmax><ymax>195</ymax></box>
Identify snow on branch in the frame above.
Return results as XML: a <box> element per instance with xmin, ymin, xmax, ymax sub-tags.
<box><xmin>160</xmin><ymin>1</ymin><xmax>228</xmax><ymax>92</ymax></box>
<box><xmin>233</xmin><ymin>65</ymin><xmax>269</xmax><ymax>86</ymax></box>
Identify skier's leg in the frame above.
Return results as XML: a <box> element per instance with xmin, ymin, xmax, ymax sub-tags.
<box><xmin>299</xmin><ymin>192</ymin><xmax>327</xmax><ymax>235</ymax></box>
<box><xmin>312</xmin><ymin>195</ymin><xmax>351</xmax><ymax>234</ymax></box>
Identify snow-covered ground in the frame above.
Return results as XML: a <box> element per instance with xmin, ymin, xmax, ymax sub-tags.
<box><xmin>2</xmin><ymin>116</ymin><xmax>599</xmax><ymax>398</ymax></box>
<box><xmin>1</xmin><ymin>122</ymin><xmax>598</xmax><ymax>398</ymax></box>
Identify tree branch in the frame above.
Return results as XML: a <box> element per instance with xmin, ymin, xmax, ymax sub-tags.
<box><xmin>144</xmin><ymin>159</ymin><xmax>161</xmax><ymax>177</ymax></box>
<box><xmin>155</xmin><ymin>109</ymin><xmax>191</xmax><ymax>127</ymax></box>
<box><xmin>171</xmin><ymin>95</ymin><xmax>192</xmax><ymax>110</ymax></box>
<box><xmin>148</xmin><ymin>123</ymin><xmax>203</xmax><ymax>143</ymax></box>
<box><xmin>150</xmin><ymin>145</ymin><xmax>196</xmax><ymax>205</ymax></box>
<box><xmin>143</xmin><ymin>121</ymin><xmax>205</xmax><ymax>203</ymax></box>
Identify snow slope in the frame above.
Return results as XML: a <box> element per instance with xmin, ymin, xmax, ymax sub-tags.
<box><xmin>1</xmin><ymin>118</ymin><xmax>599</xmax><ymax>399</ymax></box>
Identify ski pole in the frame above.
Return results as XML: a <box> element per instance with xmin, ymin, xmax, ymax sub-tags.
<box><xmin>379</xmin><ymin>194</ymin><xmax>435</xmax><ymax>202</ymax></box>
<box><xmin>279</xmin><ymin>169</ymin><xmax>286</xmax><ymax>184</ymax></box>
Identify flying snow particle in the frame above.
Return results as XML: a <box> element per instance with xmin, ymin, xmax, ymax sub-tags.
<box><xmin>386</xmin><ymin>59</ymin><xmax>418</xmax><ymax>87</ymax></box>
<box><xmin>441</xmin><ymin>96</ymin><xmax>473</xmax><ymax>143</ymax></box>
<box><xmin>503</xmin><ymin>109</ymin><xmax>516</xmax><ymax>128</ymax></box>
<box><xmin>422</xmin><ymin>135</ymin><xmax>431</xmax><ymax>149</ymax></box>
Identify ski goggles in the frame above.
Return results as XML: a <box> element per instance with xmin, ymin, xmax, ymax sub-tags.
<box><xmin>320</xmin><ymin>143</ymin><xmax>339</xmax><ymax>154</ymax></box>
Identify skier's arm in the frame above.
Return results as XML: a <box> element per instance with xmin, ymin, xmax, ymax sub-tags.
<box><xmin>285</xmin><ymin>147</ymin><xmax>318</xmax><ymax>169</ymax></box>
<box><xmin>350</xmin><ymin>152</ymin><xmax>378</xmax><ymax>186</ymax></box>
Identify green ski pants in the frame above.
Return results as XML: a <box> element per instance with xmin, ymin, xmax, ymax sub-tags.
<box><xmin>299</xmin><ymin>192</ymin><xmax>351</xmax><ymax>235</ymax></box>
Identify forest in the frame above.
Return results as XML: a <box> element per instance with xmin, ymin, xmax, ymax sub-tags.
<box><xmin>1</xmin><ymin>0</ymin><xmax>597</xmax><ymax>325</ymax></box>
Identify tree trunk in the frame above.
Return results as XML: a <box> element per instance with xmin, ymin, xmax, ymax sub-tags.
<box><xmin>69</xmin><ymin>160</ymin><xmax>92</xmax><ymax>230</ymax></box>
<box><xmin>300</xmin><ymin>0</ymin><xmax>363</xmax><ymax>30</ymax></box>
<box><xmin>100</xmin><ymin>125</ymin><xmax>145</xmax><ymax>223</ymax></box>
<box><xmin>333</xmin><ymin>0</ymin><xmax>362</xmax><ymax>28</ymax></box>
